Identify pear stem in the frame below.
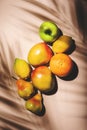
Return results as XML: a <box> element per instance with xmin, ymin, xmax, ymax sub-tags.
<box><xmin>12</xmin><ymin>76</ymin><xmax>17</xmax><ymax>80</ymax></box>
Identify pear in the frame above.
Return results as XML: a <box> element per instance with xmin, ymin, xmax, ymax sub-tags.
<box><xmin>14</xmin><ymin>58</ymin><xmax>31</xmax><ymax>79</ymax></box>
<box><xmin>25</xmin><ymin>93</ymin><xmax>43</xmax><ymax>114</ymax></box>
<box><xmin>16</xmin><ymin>79</ymin><xmax>35</xmax><ymax>99</ymax></box>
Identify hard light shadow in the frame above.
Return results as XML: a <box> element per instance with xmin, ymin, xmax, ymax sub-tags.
<box><xmin>60</xmin><ymin>61</ymin><xmax>79</xmax><ymax>81</ymax></box>
<box><xmin>65</xmin><ymin>39</ymin><xmax>76</xmax><ymax>55</ymax></box>
<box><xmin>42</xmin><ymin>74</ymin><xmax>58</xmax><ymax>95</ymax></box>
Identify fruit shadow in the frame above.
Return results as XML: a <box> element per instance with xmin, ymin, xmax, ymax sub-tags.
<box><xmin>36</xmin><ymin>75</ymin><xmax>58</xmax><ymax>116</ymax></box>
<box><xmin>34</xmin><ymin>103</ymin><xmax>46</xmax><ymax>117</ymax></box>
<box><xmin>65</xmin><ymin>39</ymin><xmax>76</xmax><ymax>55</ymax></box>
<box><xmin>42</xmin><ymin>74</ymin><xmax>58</xmax><ymax>95</ymax></box>
<box><xmin>60</xmin><ymin>61</ymin><xmax>79</xmax><ymax>81</ymax></box>
<box><xmin>28</xmin><ymin>94</ymin><xmax>46</xmax><ymax>116</ymax></box>
<box><xmin>24</xmin><ymin>89</ymin><xmax>38</xmax><ymax>100</ymax></box>
<box><xmin>26</xmin><ymin>103</ymin><xmax>46</xmax><ymax>117</ymax></box>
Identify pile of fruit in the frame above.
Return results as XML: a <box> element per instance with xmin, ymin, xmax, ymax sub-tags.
<box><xmin>13</xmin><ymin>21</ymin><xmax>74</xmax><ymax>115</ymax></box>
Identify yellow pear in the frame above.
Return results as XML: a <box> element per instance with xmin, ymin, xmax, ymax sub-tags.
<box><xmin>13</xmin><ymin>58</ymin><xmax>31</xmax><ymax>79</ymax></box>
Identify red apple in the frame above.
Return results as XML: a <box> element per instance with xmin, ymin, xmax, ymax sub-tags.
<box><xmin>27</xmin><ymin>42</ymin><xmax>53</xmax><ymax>67</ymax></box>
<box><xmin>31</xmin><ymin>66</ymin><xmax>53</xmax><ymax>92</ymax></box>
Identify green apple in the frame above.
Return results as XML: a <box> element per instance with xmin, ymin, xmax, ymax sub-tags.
<box><xmin>16</xmin><ymin>79</ymin><xmax>35</xmax><ymax>99</ymax></box>
<box><xmin>31</xmin><ymin>66</ymin><xmax>53</xmax><ymax>92</ymax></box>
<box><xmin>39</xmin><ymin>21</ymin><xmax>60</xmax><ymax>42</ymax></box>
<box><xmin>28</xmin><ymin>42</ymin><xmax>53</xmax><ymax>67</ymax></box>
<box><xmin>13</xmin><ymin>58</ymin><xmax>31</xmax><ymax>79</ymax></box>
<box><xmin>25</xmin><ymin>93</ymin><xmax>43</xmax><ymax>114</ymax></box>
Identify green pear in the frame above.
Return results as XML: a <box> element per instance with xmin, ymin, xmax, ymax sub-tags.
<box><xmin>13</xmin><ymin>58</ymin><xmax>31</xmax><ymax>79</ymax></box>
<box><xmin>25</xmin><ymin>93</ymin><xmax>43</xmax><ymax>114</ymax></box>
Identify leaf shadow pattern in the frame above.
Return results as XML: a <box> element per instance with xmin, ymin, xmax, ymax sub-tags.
<box><xmin>0</xmin><ymin>38</ymin><xmax>22</xmax><ymax>89</ymax></box>
<box><xmin>74</xmin><ymin>0</ymin><xmax>87</xmax><ymax>41</ymax></box>
<box><xmin>1</xmin><ymin>116</ymin><xmax>32</xmax><ymax>130</ymax></box>
<box><xmin>14</xmin><ymin>0</ymin><xmax>60</xmax><ymax>24</ymax></box>
<box><xmin>0</xmin><ymin>0</ymin><xmax>87</xmax><ymax>130</ymax></box>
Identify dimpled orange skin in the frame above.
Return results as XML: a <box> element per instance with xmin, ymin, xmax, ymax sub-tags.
<box><xmin>50</xmin><ymin>53</ymin><xmax>73</xmax><ymax>77</ymax></box>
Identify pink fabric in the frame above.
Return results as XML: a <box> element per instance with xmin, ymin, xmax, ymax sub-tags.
<box><xmin>0</xmin><ymin>0</ymin><xmax>87</xmax><ymax>130</ymax></box>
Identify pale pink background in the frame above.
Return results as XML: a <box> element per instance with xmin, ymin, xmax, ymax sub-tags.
<box><xmin>0</xmin><ymin>0</ymin><xmax>87</xmax><ymax>130</ymax></box>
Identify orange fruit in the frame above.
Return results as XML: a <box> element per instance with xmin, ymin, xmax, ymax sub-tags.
<box><xmin>50</xmin><ymin>53</ymin><xmax>73</xmax><ymax>77</ymax></box>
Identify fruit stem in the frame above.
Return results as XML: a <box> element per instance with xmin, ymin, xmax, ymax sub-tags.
<box><xmin>12</xmin><ymin>76</ymin><xmax>17</xmax><ymax>80</ymax></box>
